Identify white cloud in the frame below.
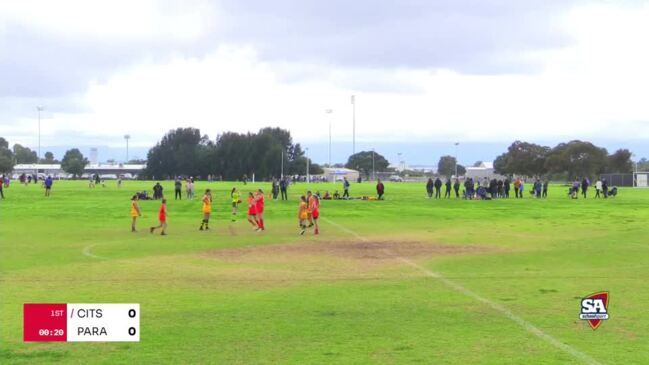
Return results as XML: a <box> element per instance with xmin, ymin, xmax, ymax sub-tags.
<box><xmin>0</xmin><ymin>0</ymin><xmax>214</xmax><ymax>41</ymax></box>
<box><xmin>4</xmin><ymin>1</ymin><xmax>649</xmax><ymax>150</ymax></box>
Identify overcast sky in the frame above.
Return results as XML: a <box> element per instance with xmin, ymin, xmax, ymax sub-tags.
<box><xmin>2</xmin><ymin>0</ymin><xmax>649</xmax><ymax>162</ymax></box>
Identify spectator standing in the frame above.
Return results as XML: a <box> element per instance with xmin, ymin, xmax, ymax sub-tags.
<box><xmin>0</xmin><ymin>175</ymin><xmax>4</xmax><ymax>199</ymax></box>
<box><xmin>174</xmin><ymin>178</ymin><xmax>182</xmax><ymax>200</ymax></box>
<box><xmin>444</xmin><ymin>179</ymin><xmax>451</xmax><ymax>198</ymax></box>
<box><xmin>44</xmin><ymin>175</ymin><xmax>53</xmax><ymax>197</ymax></box>
<box><xmin>280</xmin><ymin>178</ymin><xmax>288</xmax><ymax>200</ymax></box>
<box><xmin>581</xmin><ymin>177</ymin><xmax>590</xmax><ymax>198</ymax></box>
<box><xmin>504</xmin><ymin>178</ymin><xmax>511</xmax><ymax>198</ymax></box>
<box><xmin>434</xmin><ymin>178</ymin><xmax>442</xmax><ymax>199</ymax></box>
<box><xmin>376</xmin><ymin>179</ymin><xmax>385</xmax><ymax>200</ymax></box>
<box><xmin>602</xmin><ymin>179</ymin><xmax>609</xmax><ymax>198</ymax></box>
<box><xmin>513</xmin><ymin>178</ymin><xmax>521</xmax><ymax>198</ymax></box>
<box><xmin>453</xmin><ymin>179</ymin><xmax>460</xmax><ymax>198</ymax></box>
<box><xmin>272</xmin><ymin>178</ymin><xmax>280</xmax><ymax>200</ymax></box>
<box><xmin>595</xmin><ymin>179</ymin><xmax>602</xmax><ymax>198</ymax></box>
<box><xmin>542</xmin><ymin>180</ymin><xmax>549</xmax><ymax>198</ymax></box>
<box><xmin>343</xmin><ymin>177</ymin><xmax>350</xmax><ymax>199</ymax></box>
<box><xmin>426</xmin><ymin>178</ymin><xmax>434</xmax><ymax>199</ymax></box>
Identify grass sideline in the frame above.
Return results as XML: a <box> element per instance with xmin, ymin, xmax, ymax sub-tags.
<box><xmin>1</xmin><ymin>180</ymin><xmax>648</xmax><ymax>364</ymax></box>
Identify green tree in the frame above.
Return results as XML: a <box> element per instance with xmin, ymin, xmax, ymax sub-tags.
<box><xmin>437</xmin><ymin>155</ymin><xmax>454</xmax><ymax>177</ymax></box>
<box><xmin>607</xmin><ymin>149</ymin><xmax>633</xmax><ymax>173</ymax></box>
<box><xmin>13</xmin><ymin>144</ymin><xmax>38</xmax><ymax>164</ymax></box>
<box><xmin>545</xmin><ymin>140</ymin><xmax>608</xmax><ymax>179</ymax></box>
<box><xmin>144</xmin><ymin>128</ymin><xmax>211</xmax><ymax>179</ymax></box>
<box><xmin>0</xmin><ymin>137</ymin><xmax>14</xmax><ymax>173</ymax></box>
<box><xmin>61</xmin><ymin>148</ymin><xmax>89</xmax><ymax>178</ymax></box>
<box><xmin>637</xmin><ymin>158</ymin><xmax>649</xmax><ymax>172</ymax></box>
<box><xmin>494</xmin><ymin>141</ymin><xmax>551</xmax><ymax>177</ymax></box>
<box><xmin>41</xmin><ymin>151</ymin><xmax>58</xmax><ymax>164</ymax></box>
<box><xmin>345</xmin><ymin>151</ymin><xmax>390</xmax><ymax>177</ymax></box>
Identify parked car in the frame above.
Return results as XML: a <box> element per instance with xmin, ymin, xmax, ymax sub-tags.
<box><xmin>389</xmin><ymin>175</ymin><xmax>404</xmax><ymax>182</ymax></box>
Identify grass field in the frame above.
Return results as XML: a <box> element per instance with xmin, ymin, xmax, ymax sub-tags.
<box><xmin>1</xmin><ymin>180</ymin><xmax>647</xmax><ymax>364</ymax></box>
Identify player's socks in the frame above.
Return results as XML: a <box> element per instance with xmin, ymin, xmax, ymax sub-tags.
<box><xmin>150</xmin><ymin>227</ymin><xmax>154</xmax><ymax>234</ymax></box>
<box><xmin>314</xmin><ymin>228</ymin><xmax>319</xmax><ymax>235</ymax></box>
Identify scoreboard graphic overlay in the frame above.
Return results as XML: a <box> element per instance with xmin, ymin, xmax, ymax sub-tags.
<box><xmin>24</xmin><ymin>303</ymin><xmax>140</xmax><ymax>342</ymax></box>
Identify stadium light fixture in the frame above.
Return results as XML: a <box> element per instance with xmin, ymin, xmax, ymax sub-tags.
<box><xmin>326</xmin><ymin>109</ymin><xmax>333</xmax><ymax>167</ymax></box>
<box><xmin>454</xmin><ymin>142</ymin><xmax>460</xmax><ymax>178</ymax></box>
<box><xmin>124</xmin><ymin>134</ymin><xmax>131</xmax><ymax>163</ymax></box>
<box><xmin>36</xmin><ymin>106</ymin><xmax>44</xmax><ymax>160</ymax></box>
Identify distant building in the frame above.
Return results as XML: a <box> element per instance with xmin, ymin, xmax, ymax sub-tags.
<box><xmin>11</xmin><ymin>163</ymin><xmax>145</xmax><ymax>179</ymax></box>
<box><xmin>321</xmin><ymin>167</ymin><xmax>359</xmax><ymax>182</ymax></box>
<box><xmin>465</xmin><ymin>161</ymin><xmax>506</xmax><ymax>180</ymax></box>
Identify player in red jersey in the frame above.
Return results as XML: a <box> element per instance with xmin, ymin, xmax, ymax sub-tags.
<box><xmin>150</xmin><ymin>199</ymin><xmax>167</xmax><ymax>235</ymax></box>
<box><xmin>247</xmin><ymin>192</ymin><xmax>259</xmax><ymax>229</ymax></box>
<box><xmin>255</xmin><ymin>189</ymin><xmax>265</xmax><ymax>231</ymax></box>
<box><xmin>308</xmin><ymin>192</ymin><xmax>320</xmax><ymax>235</ymax></box>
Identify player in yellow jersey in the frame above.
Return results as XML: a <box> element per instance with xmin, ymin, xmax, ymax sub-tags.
<box><xmin>230</xmin><ymin>187</ymin><xmax>241</xmax><ymax>222</ymax></box>
<box><xmin>298</xmin><ymin>195</ymin><xmax>309</xmax><ymax>235</ymax></box>
<box><xmin>130</xmin><ymin>194</ymin><xmax>141</xmax><ymax>232</ymax></box>
<box><xmin>199</xmin><ymin>189</ymin><xmax>212</xmax><ymax>231</ymax></box>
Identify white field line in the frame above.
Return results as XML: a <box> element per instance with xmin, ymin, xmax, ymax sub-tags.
<box><xmin>82</xmin><ymin>243</ymin><xmax>105</xmax><ymax>259</ymax></box>
<box><xmin>323</xmin><ymin>217</ymin><xmax>602</xmax><ymax>365</ymax></box>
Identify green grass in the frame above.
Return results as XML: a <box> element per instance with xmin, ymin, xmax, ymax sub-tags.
<box><xmin>0</xmin><ymin>180</ymin><xmax>647</xmax><ymax>364</ymax></box>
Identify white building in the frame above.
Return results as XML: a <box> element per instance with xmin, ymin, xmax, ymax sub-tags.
<box><xmin>464</xmin><ymin>161</ymin><xmax>506</xmax><ymax>180</ymax></box>
<box><xmin>321</xmin><ymin>167</ymin><xmax>359</xmax><ymax>182</ymax></box>
<box><xmin>12</xmin><ymin>163</ymin><xmax>145</xmax><ymax>179</ymax></box>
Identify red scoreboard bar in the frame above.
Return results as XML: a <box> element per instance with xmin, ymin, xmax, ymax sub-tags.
<box><xmin>23</xmin><ymin>303</ymin><xmax>140</xmax><ymax>342</ymax></box>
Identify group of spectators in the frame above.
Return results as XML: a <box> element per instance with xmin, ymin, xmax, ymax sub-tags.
<box><xmin>424</xmin><ymin>177</ymin><xmax>550</xmax><ymax>200</ymax></box>
<box><xmin>270</xmin><ymin>177</ymin><xmax>290</xmax><ymax>200</ymax></box>
<box><xmin>173</xmin><ymin>177</ymin><xmax>195</xmax><ymax>200</ymax></box>
<box><xmin>569</xmin><ymin>177</ymin><xmax>616</xmax><ymax>199</ymax></box>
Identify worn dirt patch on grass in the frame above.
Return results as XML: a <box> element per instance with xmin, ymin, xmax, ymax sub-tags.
<box><xmin>196</xmin><ymin>241</ymin><xmax>499</xmax><ymax>289</ymax></box>
<box><xmin>204</xmin><ymin>240</ymin><xmax>492</xmax><ymax>262</ymax></box>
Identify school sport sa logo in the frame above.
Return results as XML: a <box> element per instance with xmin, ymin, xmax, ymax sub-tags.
<box><xmin>579</xmin><ymin>291</ymin><xmax>609</xmax><ymax>330</ymax></box>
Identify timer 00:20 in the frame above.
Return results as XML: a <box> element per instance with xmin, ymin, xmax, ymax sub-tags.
<box><xmin>39</xmin><ymin>329</ymin><xmax>64</xmax><ymax>336</ymax></box>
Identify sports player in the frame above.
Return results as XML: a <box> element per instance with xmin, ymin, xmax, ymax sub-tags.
<box><xmin>199</xmin><ymin>189</ymin><xmax>212</xmax><ymax>230</ymax></box>
<box><xmin>255</xmin><ymin>189</ymin><xmax>265</xmax><ymax>231</ymax></box>
<box><xmin>150</xmin><ymin>199</ymin><xmax>167</xmax><ymax>235</ymax></box>
<box><xmin>306</xmin><ymin>191</ymin><xmax>315</xmax><ymax>227</ymax></box>
<box><xmin>231</xmin><ymin>187</ymin><xmax>241</xmax><ymax>222</ymax></box>
<box><xmin>247</xmin><ymin>192</ymin><xmax>259</xmax><ymax>229</ymax></box>
<box><xmin>298</xmin><ymin>195</ymin><xmax>309</xmax><ymax>235</ymax></box>
<box><xmin>309</xmin><ymin>192</ymin><xmax>320</xmax><ymax>235</ymax></box>
<box><xmin>130</xmin><ymin>194</ymin><xmax>142</xmax><ymax>232</ymax></box>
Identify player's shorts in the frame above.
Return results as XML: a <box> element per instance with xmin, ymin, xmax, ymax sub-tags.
<box><xmin>248</xmin><ymin>208</ymin><xmax>257</xmax><ymax>215</ymax></box>
<box><xmin>311</xmin><ymin>210</ymin><xmax>319</xmax><ymax>219</ymax></box>
<box><xmin>131</xmin><ymin>212</ymin><xmax>138</xmax><ymax>218</ymax></box>
<box><xmin>232</xmin><ymin>202</ymin><xmax>238</xmax><ymax>208</ymax></box>
<box><xmin>159</xmin><ymin>216</ymin><xmax>166</xmax><ymax>223</ymax></box>
<box><xmin>202</xmin><ymin>208</ymin><xmax>211</xmax><ymax>214</ymax></box>
<box><xmin>256</xmin><ymin>206</ymin><xmax>264</xmax><ymax>214</ymax></box>
<box><xmin>299</xmin><ymin>212</ymin><xmax>308</xmax><ymax>220</ymax></box>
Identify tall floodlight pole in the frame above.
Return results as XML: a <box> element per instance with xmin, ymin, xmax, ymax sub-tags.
<box><xmin>281</xmin><ymin>150</ymin><xmax>284</xmax><ymax>179</ymax></box>
<box><xmin>306</xmin><ymin>147</ymin><xmax>310</xmax><ymax>184</ymax></box>
<box><xmin>372</xmin><ymin>148</ymin><xmax>375</xmax><ymax>181</ymax></box>
<box><xmin>326</xmin><ymin>109</ymin><xmax>333</xmax><ymax>166</ymax></box>
<box><xmin>398</xmin><ymin>152</ymin><xmax>402</xmax><ymax>172</ymax></box>
<box><xmin>454</xmin><ymin>142</ymin><xmax>460</xmax><ymax>178</ymax></box>
<box><xmin>37</xmin><ymin>106</ymin><xmax>44</xmax><ymax>160</ymax></box>
<box><xmin>124</xmin><ymin>134</ymin><xmax>131</xmax><ymax>163</ymax></box>
<box><xmin>351</xmin><ymin>95</ymin><xmax>356</xmax><ymax>155</ymax></box>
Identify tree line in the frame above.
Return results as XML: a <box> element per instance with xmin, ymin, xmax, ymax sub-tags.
<box><xmin>493</xmin><ymin>140</ymin><xmax>634</xmax><ymax>179</ymax></box>
<box><xmin>0</xmin><ymin>137</ymin><xmax>60</xmax><ymax>173</ymax></box>
<box><xmin>0</xmin><ymin>134</ymin><xmax>643</xmax><ymax>181</ymax></box>
<box><xmin>143</xmin><ymin>127</ymin><xmax>323</xmax><ymax>180</ymax></box>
